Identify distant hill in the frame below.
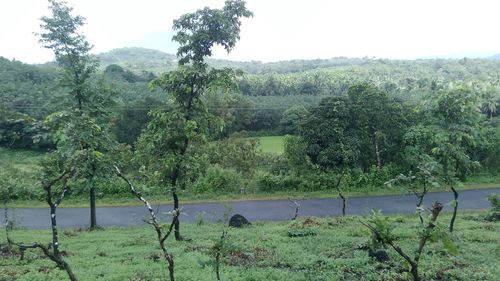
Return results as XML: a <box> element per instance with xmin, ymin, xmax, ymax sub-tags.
<box><xmin>95</xmin><ymin>47</ymin><xmax>402</xmax><ymax>75</ymax></box>
<box><xmin>96</xmin><ymin>47</ymin><xmax>178</xmax><ymax>74</ymax></box>
<box><xmin>491</xmin><ymin>53</ymin><xmax>500</xmax><ymax>60</ymax></box>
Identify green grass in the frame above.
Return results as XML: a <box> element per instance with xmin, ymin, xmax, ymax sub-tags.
<box><xmin>1</xmin><ymin>211</ymin><xmax>498</xmax><ymax>280</ymax></box>
<box><xmin>0</xmin><ymin>147</ymin><xmax>44</xmax><ymax>175</ymax></box>
<box><xmin>255</xmin><ymin>136</ymin><xmax>285</xmax><ymax>154</ymax></box>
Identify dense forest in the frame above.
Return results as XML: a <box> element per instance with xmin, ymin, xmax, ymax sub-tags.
<box><xmin>1</xmin><ymin>47</ymin><xmax>499</xmax><ymax>203</ymax></box>
<box><xmin>2</xmin><ymin>48</ymin><xmax>500</xmax><ymax>146</ymax></box>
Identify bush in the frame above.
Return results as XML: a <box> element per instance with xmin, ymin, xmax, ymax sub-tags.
<box><xmin>485</xmin><ymin>193</ymin><xmax>500</xmax><ymax>222</ymax></box>
<box><xmin>193</xmin><ymin>165</ymin><xmax>241</xmax><ymax>194</ymax></box>
<box><xmin>257</xmin><ymin>171</ymin><xmax>351</xmax><ymax>192</ymax></box>
<box><xmin>256</xmin><ymin>172</ymin><xmax>301</xmax><ymax>192</ymax></box>
<box><xmin>353</xmin><ymin>165</ymin><xmax>399</xmax><ymax>188</ymax></box>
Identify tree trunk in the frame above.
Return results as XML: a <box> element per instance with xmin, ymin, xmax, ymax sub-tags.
<box><xmin>334</xmin><ymin>171</ymin><xmax>347</xmax><ymax>216</ymax></box>
<box><xmin>374</xmin><ymin>138</ymin><xmax>381</xmax><ymax>171</ymax></box>
<box><xmin>4</xmin><ymin>203</ymin><xmax>10</xmax><ymax>245</ymax></box>
<box><xmin>89</xmin><ymin>185</ymin><xmax>97</xmax><ymax>230</ymax></box>
<box><xmin>51</xmin><ymin>205</ymin><xmax>78</xmax><ymax>281</ymax></box>
<box><xmin>159</xmin><ymin>239</ymin><xmax>175</xmax><ymax>281</ymax></box>
<box><xmin>409</xmin><ymin>263</ymin><xmax>420</xmax><ymax>281</ymax></box>
<box><xmin>215</xmin><ymin>251</ymin><xmax>221</xmax><ymax>281</ymax></box>
<box><xmin>416</xmin><ymin>192</ymin><xmax>425</xmax><ymax>224</ymax></box>
<box><xmin>339</xmin><ymin>193</ymin><xmax>346</xmax><ymax>217</ymax></box>
<box><xmin>449</xmin><ymin>186</ymin><xmax>459</xmax><ymax>232</ymax></box>
<box><xmin>172</xmin><ymin>189</ymin><xmax>182</xmax><ymax>241</ymax></box>
<box><xmin>50</xmin><ymin>205</ymin><xmax>60</xmax><ymax>257</ymax></box>
<box><xmin>89</xmin><ymin>163</ymin><xmax>98</xmax><ymax>230</ymax></box>
<box><xmin>61</xmin><ymin>260</ymin><xmax>78</xmax><ymax>281</ymax></box>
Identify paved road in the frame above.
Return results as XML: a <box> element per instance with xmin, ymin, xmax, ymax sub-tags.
<box><xmin>7</xmin><ymin>188</ymin><xmax>499</xmax><ymax>229</ymax></box>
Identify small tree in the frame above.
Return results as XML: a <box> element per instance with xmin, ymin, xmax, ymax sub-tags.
<box><xmin>213</xmin><ymin>230</ymin><xmax>228</xmax><ymax>281</ymax></box>
<box><xmin>38</xmin><ymin>0</ymin><xmax>115</xmax><ymax>230</ymax></box>
<box><xmin>135</xmin><ymin>0</ymin><xmax>252</xmax><ymax>241</ymax></box>
<box><xmin>300</xmin><ymin>96</ymin><xmax>359</xmax><ymax>216</ymax></box>
<box><xmin>362</xmin><ymin>202</ymin><xmax>456</xmax><ymax>281</ymax></box>
<box><xmin>12</xmin><ymin>159</ymin><xmax>77</xmax><ymax>281</ymax></box>
<box><xmin>347</xmin><ymin>83</ymin><xmax>407</xmax><ymax>171</ymax></box>
<box><xmin>115</xmin><ymin>167</ymin><xmax>175</xmax><ymax>281</ymax></box>
<box><xmin>0</xmin><ymin>174</ymin><xmax>16</xmax><ymax>246</ymax></box>
<box><xmin>419</xmin><ymin>85</ymin><xmax>483</xmax><ymax>232</ymax></box>
<box><xmin>386</xmin><ymin>158</ymin><xmax>440</xmax><ymax>223</ymax></box>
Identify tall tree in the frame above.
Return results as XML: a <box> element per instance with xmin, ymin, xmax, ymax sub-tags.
<box><xmin>300</xmin><ymin>96</ymin><xmax>359</xmax><ymax>215</ymax></box>
<box><xmin>347</xmin><ymin>83</ymin><xmax>407</xmax><ymax>171</ymax></box>
<box><xmin>418</xmin><ymin>85</ymin><xmax>483</xmax><ymax>232</ymax></box>
<box><xmin>12</xmin><ymin>158</ymin><xmax>78</xmax><ymax>281</ymax></box>
<box><xmin>136</xmin><ymin>0</ymin><xmax>252</xmax><ymax>241</ymax></box>
<box><xmin>38</xmin><ymin>0</ymin><xmax>115</xmax><ymax>229</ymax></box>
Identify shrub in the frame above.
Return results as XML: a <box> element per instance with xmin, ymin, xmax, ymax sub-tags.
<box><xmin>256</xmin><ymin>172</ymin><xmax>301</xmax><ymax>192</ymax></box>
<box><xmin>485</xmin><ymin>193</ymin><xmax>500</xmax><ymax>222</ymax></box>
<box><xmin>193</xmin><ymin>165</ymin><xmax>241</xmax><ymax>194</ymax></box>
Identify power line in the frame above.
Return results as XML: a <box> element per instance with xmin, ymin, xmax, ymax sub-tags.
<box><xmin>4</xmin><ymin>105</ymin><xmax>318</xmax><ymax>111</ymax></box>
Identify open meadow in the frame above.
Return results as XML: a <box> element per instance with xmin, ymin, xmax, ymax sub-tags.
<box><xmin>1</xmin><ymin>211</ymin><xmax>498</xmax><ymax>281</ymax></box>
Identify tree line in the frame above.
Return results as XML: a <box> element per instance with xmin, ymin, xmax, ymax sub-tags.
<box><xmin>1</xmin><ymin>1</ymin><xmax>499</xmax><ymax>280</ymax></box>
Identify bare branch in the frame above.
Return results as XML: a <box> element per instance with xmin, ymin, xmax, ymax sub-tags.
<box><xmin>288</xmin><ymin>198</ymin><xmax>301</xmax><ymax>220</ymax></box>
<box><xmin>115</xmin><ymin>165</ymin><xmax>175</xmax><ymax>281</ymax></box>
<box><xmin>115</xmin><ymin>166</ymin><xmax>159</xmax><ymax>223</ymax></box>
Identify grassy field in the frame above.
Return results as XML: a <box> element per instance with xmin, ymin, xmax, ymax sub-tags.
<box><xmin>1</xmin><ymin>211</ymin><xmax>498</xmax><ymax>280</ymax></box>
<box><xmin>0</xmin><ymin>147</ymin><xmax>44</xmax><ymax>174</ymax></box>
<box><xmin>255</xmin><ymin>136</ymin><xmax>285</xmax><ymax>154</ymax></box>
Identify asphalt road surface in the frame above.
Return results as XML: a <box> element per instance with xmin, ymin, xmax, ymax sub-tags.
<box><xmin>7</xmin><ymin>188</ymin><xmax>499</xmax><ymax>229</ymax></box>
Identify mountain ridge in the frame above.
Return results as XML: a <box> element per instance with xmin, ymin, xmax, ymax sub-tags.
<box><xmin>491</xmin><ymin>53</ymin><xmax>500</xmax><ymax>60</ymax></box>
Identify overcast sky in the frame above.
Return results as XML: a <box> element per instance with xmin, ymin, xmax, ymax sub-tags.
<box><xmin>1</xmin><ymin>0</ymin><xmax>499</xmax><ymax>64</ymax></box>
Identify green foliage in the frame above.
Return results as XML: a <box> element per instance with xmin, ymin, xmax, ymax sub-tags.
<box><xmin>172</xmin><ymin>0</ymin><xmax>253</xmax><ymax>65</ymax></box>
<box><xmin>38</xmin><ymin>0</ymin><xmax>98</xmax><ymax>93</ymax></box>
<box><xmin>280</xmin><ymin>105</ymin><xmax>309</xmax><ymax>135</ymax></box>
<box><xmin>487</xmin><ymin>193</ymin><xmax>500</xmax><ymax>211</ymax></box>
<box><xmin>485</xmin><ymin>193</ymin><xmax>500</xmax><ymax>221</ymax></box>
<box><xmin>2</xmin><ymin>212</ymin><xmax>498</xmax><ymax>280</ymax></box>
<box><xmin>386</xmin><ymin>158</ymin><xmax>440</xmax><ymax>203</ymax></box>
<box><xmin>205</xmin><ymin>91</ymin><xmax>254</xmax><ymax>138</ymax></box>
<box><xmin>287</xmin><ymin>228</ymin><xmax>317</xmax><ymax>237</ymax></box>
<box><xmin>193</xmin><ymin>165</ymin><xmax>241</xmax><ymax>194</ymax></box>
<box><xmin>0</xmin><ymin>148</ymin><xmax>44</xmax><ymax>201</ymax></box>
<box><xmin>256</xmin><ymin>172</ymin><xmax>302</xmax><ymax>192</ymax></box>
<box><xmin>136</xmin><ymin>0</ymin><xmax>253</xmax><ymax>196</ymax></box>
<box><xmin>420</xmin><ymin>85</ymin><xmax>484</xmax><ymax>181</ymax></box>
<box><xmin>283</xmin><ymin>135</ymin><xmax>312</xmax><ymax>172</ymax></box>
<box><xmin>208</xmin><ymin>133</ymin><xmax>259</xmax><ymax>175</ymax></box>
<box><xmin>366</xmin><ymin>210</ymin><xmax>398</xmax><ymax>247</ymax></box>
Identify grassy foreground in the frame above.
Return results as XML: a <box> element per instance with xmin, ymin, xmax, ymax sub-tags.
<box><xmin>1</xmin><ymin>211</ymin><xmax>499</xmax><ymax>280</ymax></box>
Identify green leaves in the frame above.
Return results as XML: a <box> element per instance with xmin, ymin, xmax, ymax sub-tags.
<box><xmin>172</xmin><ymin>0</ymin><xmax>252</xmax><ymax>65</ymax></box>
<box><xmin>137</xmin><ymin>0</ymin><xmax>252</xmax><ymax>191</ymax></box>
<box><xmin>449</xmin><ymin>199</ymin><xmax>458</xmax><ymax>208</ymax></box>
<box><xmin>427</xmin><ymin>225</ymin><xmax>459</xmax><ymax>255</ymax></box>
<box><xmin>366</xmin><ymin>210</ymin><xmax>397</xmax><ymax>245</ymax></box>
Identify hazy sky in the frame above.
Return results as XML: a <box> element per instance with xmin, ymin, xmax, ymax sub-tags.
<box><xmin>1</xmin><ymin>0</ymin><xmax>499</xmax><ymax>64</ymax></box>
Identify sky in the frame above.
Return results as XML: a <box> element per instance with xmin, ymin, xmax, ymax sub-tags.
<box><xmin>0</xmin><ymin>0</ymin><xmax>499</xmax><ymax>64</ymax></box>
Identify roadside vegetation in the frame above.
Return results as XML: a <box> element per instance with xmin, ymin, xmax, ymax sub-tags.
<box><xmin>2</xmin><ymin>145</ymin><xmax>499</xmax><ymax>208</ymax></box>
<box><xmin>1</xmin><ymin>211</ymin><xmax>498</xmax><ymax>281</ymax></box>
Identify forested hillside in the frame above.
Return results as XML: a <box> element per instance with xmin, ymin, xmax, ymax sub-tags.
<box><xmin>2</xmin><ymin>49</ymin><xmax>500</xmax><ymax>147</ymax></box>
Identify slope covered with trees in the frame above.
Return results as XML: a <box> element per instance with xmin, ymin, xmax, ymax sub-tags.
<box><xmin>1</xmin><ymin>38</ymin><xmax>499</xmax><ymax>203</ymax></box>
